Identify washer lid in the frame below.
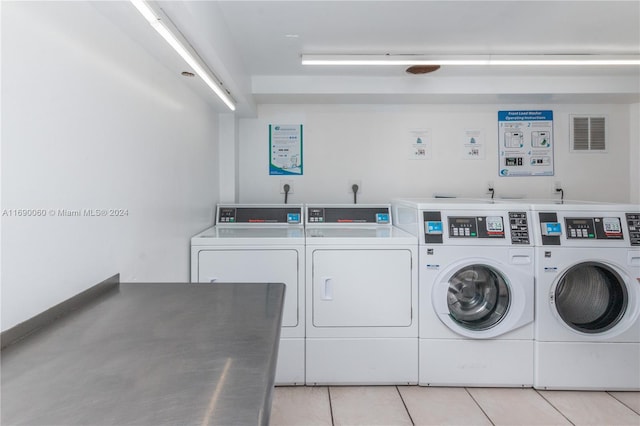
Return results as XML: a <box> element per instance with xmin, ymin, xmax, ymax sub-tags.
<box><xmin>305</xmin><ymin>226</ymin><xmax>417</xmax><ymax>245</ymax></box>
<box><xmin>191</xmin><ymin>226</ymin><xmax>305</xmax><ymax>245</ymax></box>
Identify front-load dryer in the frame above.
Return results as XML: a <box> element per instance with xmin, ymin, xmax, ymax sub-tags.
<box><xmin>532</xmin><ymin>202</ymin><xmax>640</xmax><ymax>390</ymax></box>
<box><xmin>190</xmin><ymin>204</ymin><xmax>305</xmax><ymax>385</ymax></box>
<box><xmin>304</xmin><ymin>204</ymin><xmax>418</xmax><ymax>385</ymax></box>
<box><xmin>393</xmin><ymin>198</ymin><xmax>534</xmax><ymax>387</ymax></box>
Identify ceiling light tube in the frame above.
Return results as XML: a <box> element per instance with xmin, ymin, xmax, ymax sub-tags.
<box><xmin>131</xmin><ymin>0</ymin><xmax>236</xmax><ymax>111</ymax></box>
<box><xmin>301</xmin><ymin>55</ymin><xmax>488</xmax><ymax>66</ymax></box>
<box><xmin>301</xmin><ymin>54</ymin><xmax>640</xmax><ymax>67</ymax></box>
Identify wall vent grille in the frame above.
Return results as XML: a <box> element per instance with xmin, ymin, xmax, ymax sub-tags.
<box><xmin>571</xmin><ymin>115</ymin><xmax>606</xmax><ymax>152</ymax></box>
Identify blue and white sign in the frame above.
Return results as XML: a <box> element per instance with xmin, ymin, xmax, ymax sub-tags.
<box><xmin>269</xmin><ymin>124</ymin><xmax>303</xmax><ymax>175</ymax></box>
<box><xmin>498</xmin><ymin>110</ymin><xmax>554</xmax><ymax>177</ymax></box>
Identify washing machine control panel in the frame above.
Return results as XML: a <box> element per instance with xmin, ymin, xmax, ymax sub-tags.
<box><xmin>422</xmin><ymin>211</ymin><xmax>529</xmax><ymax>244</ymax></box>
<box><xmin>565</xmin><ymin>217</ymin><xmax>623</xmax><ymax>240</ymax></box>
<box><xmin>217</xmin><ymin>207</ymin><xmax>302</xmax><ymax>224</ymax></box>
<box><xmin>539</xmin><ymin>212</ymin><xmax>633</xmax><ymax>245</ymax></box>
<box><xmin>448</xmin><ymin>216</ymin><xmax>505</xmax><ymax>239</ymax></box>
<box><xmin>627</xmin><ymin>213</ymin><xmax>640</xmax><ymax>246</ymax></box>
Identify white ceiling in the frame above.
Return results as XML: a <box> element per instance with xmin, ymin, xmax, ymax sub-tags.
<box><xmin>142</xmin><ymin>1</ymin><xmax>640</xmax><ymax>113</ymax></box>
<box><xmin>216</xmin><ymin>0</ymin><xmax>640</xmax><ymax>75</ymax></box>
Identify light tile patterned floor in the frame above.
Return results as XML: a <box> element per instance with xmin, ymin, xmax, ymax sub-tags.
<box><xmin>271</xmin><ymin>386</ymin><xmax>640</xmax><ymax>426</ymax></box>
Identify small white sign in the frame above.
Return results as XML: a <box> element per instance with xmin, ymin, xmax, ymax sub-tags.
<box><xmin>409</xmin><ymin>129</ymin><xmax>432</xmax><ymax>160</ymax></box>
<box><xmin>461</xmin><ymin>129</ymin><xmax>485</xmax><ymax>160</ymax></box>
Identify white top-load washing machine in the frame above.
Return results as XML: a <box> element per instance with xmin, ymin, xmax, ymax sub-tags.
<box><xmin>190</xmin><ymin>204</ymin><xmax>305</xmax><ymax>385</ymax></box>
<box><xmin>304</xmin><ymin>204</ymin><xmax>418</xmax><ymax>385</ymax></box>
<box><xmin>531</xmin><ymin>201</ymin><xmax>640</xmax><ymax>390</ymax></box>
<box><xmin>393</xmin><ymin>198</ymin><xmax>535</xmax><ymax>387</ymax></box>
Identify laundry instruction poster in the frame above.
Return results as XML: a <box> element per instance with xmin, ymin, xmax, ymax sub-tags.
<box><xmin>498</xmin><ymin>110</ymin><xmax>554</xmax><ymax>177</ymax></box>
<box><xmin>269</xmin><ymin>124</ymin><xmax>303</xmax><ymax>175</ymax></box>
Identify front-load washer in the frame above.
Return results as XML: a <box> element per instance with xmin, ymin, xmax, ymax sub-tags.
<box><xmin>532</xmin><ymin>201</ymin><xmax>640</xmax><ymax>390</ymax></box>
<box><xmin>393</xmin><ymin>198</ymin><xmax>535</xmax><ymax>387</ymax></box>
<box><xmin>304</xmin><ymin>204</ymin><xmax>418</xmax><ymax>385</ymax></box>
<box><xmin>190</xmin><ymin>204</ymin><xmax>305</xmax><ymax>385</ymax></box>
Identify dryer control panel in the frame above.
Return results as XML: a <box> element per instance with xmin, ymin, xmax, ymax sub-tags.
<box><xmin>306</xmin><ymin>206</ymin><xmax>391</xmax><ymax>224</ymax></box>
<box><xmin>217</xmin><ymin>206</ymin><xmax>302</xmax><ymax>224</ymax></box>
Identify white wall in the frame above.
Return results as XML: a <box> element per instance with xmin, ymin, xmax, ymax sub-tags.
<box><xmin>630</xmin><ymin>103</ymin><xmax>640</xmax><ymax>203</ymax></box>
<box><xmin>1</xmin><ymin>2</ymin><xmax>219</xmax><ymax>330</ymax></box>
<box><xmin>239</xmin><ymin>104</ymin><xmax>634</xmax><ymax>204</ymax></box>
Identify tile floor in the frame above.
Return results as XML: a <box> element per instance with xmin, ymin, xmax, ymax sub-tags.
<box><xmin>270</xmin><ymin>386</ymin><xmax>640</xmax><ymax>426</ymax></box>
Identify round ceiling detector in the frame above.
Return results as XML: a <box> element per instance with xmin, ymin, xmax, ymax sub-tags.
<box><xmin>405</xmin><ymin>65</ymin><xmax>441</xmax><ymax>74</ymax></box>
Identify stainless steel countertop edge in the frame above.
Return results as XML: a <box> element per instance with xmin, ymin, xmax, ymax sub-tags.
<box><xmin>0</xmin><ymin>273</ymin><xmax>120</xmax><ymax>350</ymax></box>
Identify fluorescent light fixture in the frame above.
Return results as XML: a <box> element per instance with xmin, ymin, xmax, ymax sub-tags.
<box><xmin>131</xmin><ymin>0</ymin><xmax>236</xmax><ymax>111</ymax></box>
<box><xmin>301</xmin><ymin>54</ymin><xmax>640</xmax><ymax>67</ymax></box>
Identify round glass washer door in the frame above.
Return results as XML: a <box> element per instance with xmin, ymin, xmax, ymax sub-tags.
<box><xmin>554</xmin><ymin>262</ymin><xmax>627</xmax><ymax>334</ymax></box>
<box><xmin>446</xmin><ymin>264</ymin><xmax>510</xmax><ymax>331</ymax></box>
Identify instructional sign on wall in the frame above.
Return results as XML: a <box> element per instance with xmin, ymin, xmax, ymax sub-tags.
<box><xmin>461</xmin><ymin>129</ymin><xmax>485</xmax><ymax>160</ymax></box>
<box><xmin>269</xmin><ymin>124</ymin><xmax>303</xmax><ymax>175</ymax></box>
<box><xmin>408</xmin><ymin>129</ymin><xmax>432</xmax><ymax>160</ymax></box>
<box><xmin>498</xmin><ymin>111</ymin><xmax>554</xmax><ymax>177</ymax></box>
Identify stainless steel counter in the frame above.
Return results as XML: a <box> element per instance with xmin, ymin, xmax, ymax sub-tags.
<box><xmin>1</xmin><ymin>282</ymin><xmax>285</xmax><ymax>426</ymax></box>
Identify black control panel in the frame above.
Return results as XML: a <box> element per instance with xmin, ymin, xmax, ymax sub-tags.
<box><xmin>423</xmin><ymin>212</ymin><xmax>528</xmax><ymax>244</ymax></box>
<box><xmin>509</xmin><ymin>212</ymin><xmax>530</xmax><ymax>244</ymax></box>
<box><xmin>217</xmin><ymin>207</ymin><xmax>302</xmax><ymax>224</ymax></box>
<box><xmin>627</xmin><ymin>213</ymin><xmax>640</xmax><ymax>246</ymax></box>
<box><xmin>565</xmin><ymin>217</ymin><xmax>623</xmax><ymax>240</ymax></box>
<box><xmin>307</xmin><ymin>207</ymin><xmax>390</xmax><ymax>224</ymax></box>
<box><xmin>448</xmin><ymin>216</ymin><xmax>505</xmax><ymax>239</ymax></box>
<box><xmin>539</xmin><ymin>212</ymin><xmax>561</xmax><ymax>246</ymax></box>
<box><xmin>423</xmin><ymin>211</ymin><xmax>443</xmax><ymax>244</ymax></box>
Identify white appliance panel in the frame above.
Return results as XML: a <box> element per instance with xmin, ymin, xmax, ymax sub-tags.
<box><xmin>198</xmin><ymin>249</ymin><xmax>299</xmax><ymax>328</ymax></box>
<box><xmin>419</xmin><ymin>339</ymin><xmax>533</xmax><ymax>387</ymax></box>
<box><xmin>311</xmin><ymin>249</ymin><xmax>412</xmax><ymax>328</ymax></box>
<box><xmin>275</xmin><ymin>339</ymin><xmax>305</xmax><ymax>385</ymax></box>
<box><xmin>306</xmin><ymin>339</ymin><xmax>418</xmax><ymax>385</ymax></box>
<box><xmin>535</xmin><ymin>342</ymin><xmax>640</xmax><ymax>390</ymax></box>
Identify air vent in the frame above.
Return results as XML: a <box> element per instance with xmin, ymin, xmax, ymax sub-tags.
<box><xmin>570</xmin><ymin>115</ymin><xmax>606</xmax><ymax>152</ymax></box>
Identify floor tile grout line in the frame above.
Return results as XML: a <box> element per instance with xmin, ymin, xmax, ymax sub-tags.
<box><xmin>606</xmin><ymin>391</ymin><xmax>640</xmax><ymax>416</ymax></box>
<box><xmin>327</xmin><ymin>386</ymin><xmax>335</xmax><ymax>426</ymax></box>
<box><xmin>464</xmin><ymin>387</ymin><xmax>496</xmax><ymax>426</ymax></box>
<box><xmin>534</xmin><ymin>388</ymin><xmax>576</xmax><ymax>426</ymax></box>
<box><xmin>395</xmin><ymin>386</ymin><xmax>415</xmax><ymax>426</ymax></box>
